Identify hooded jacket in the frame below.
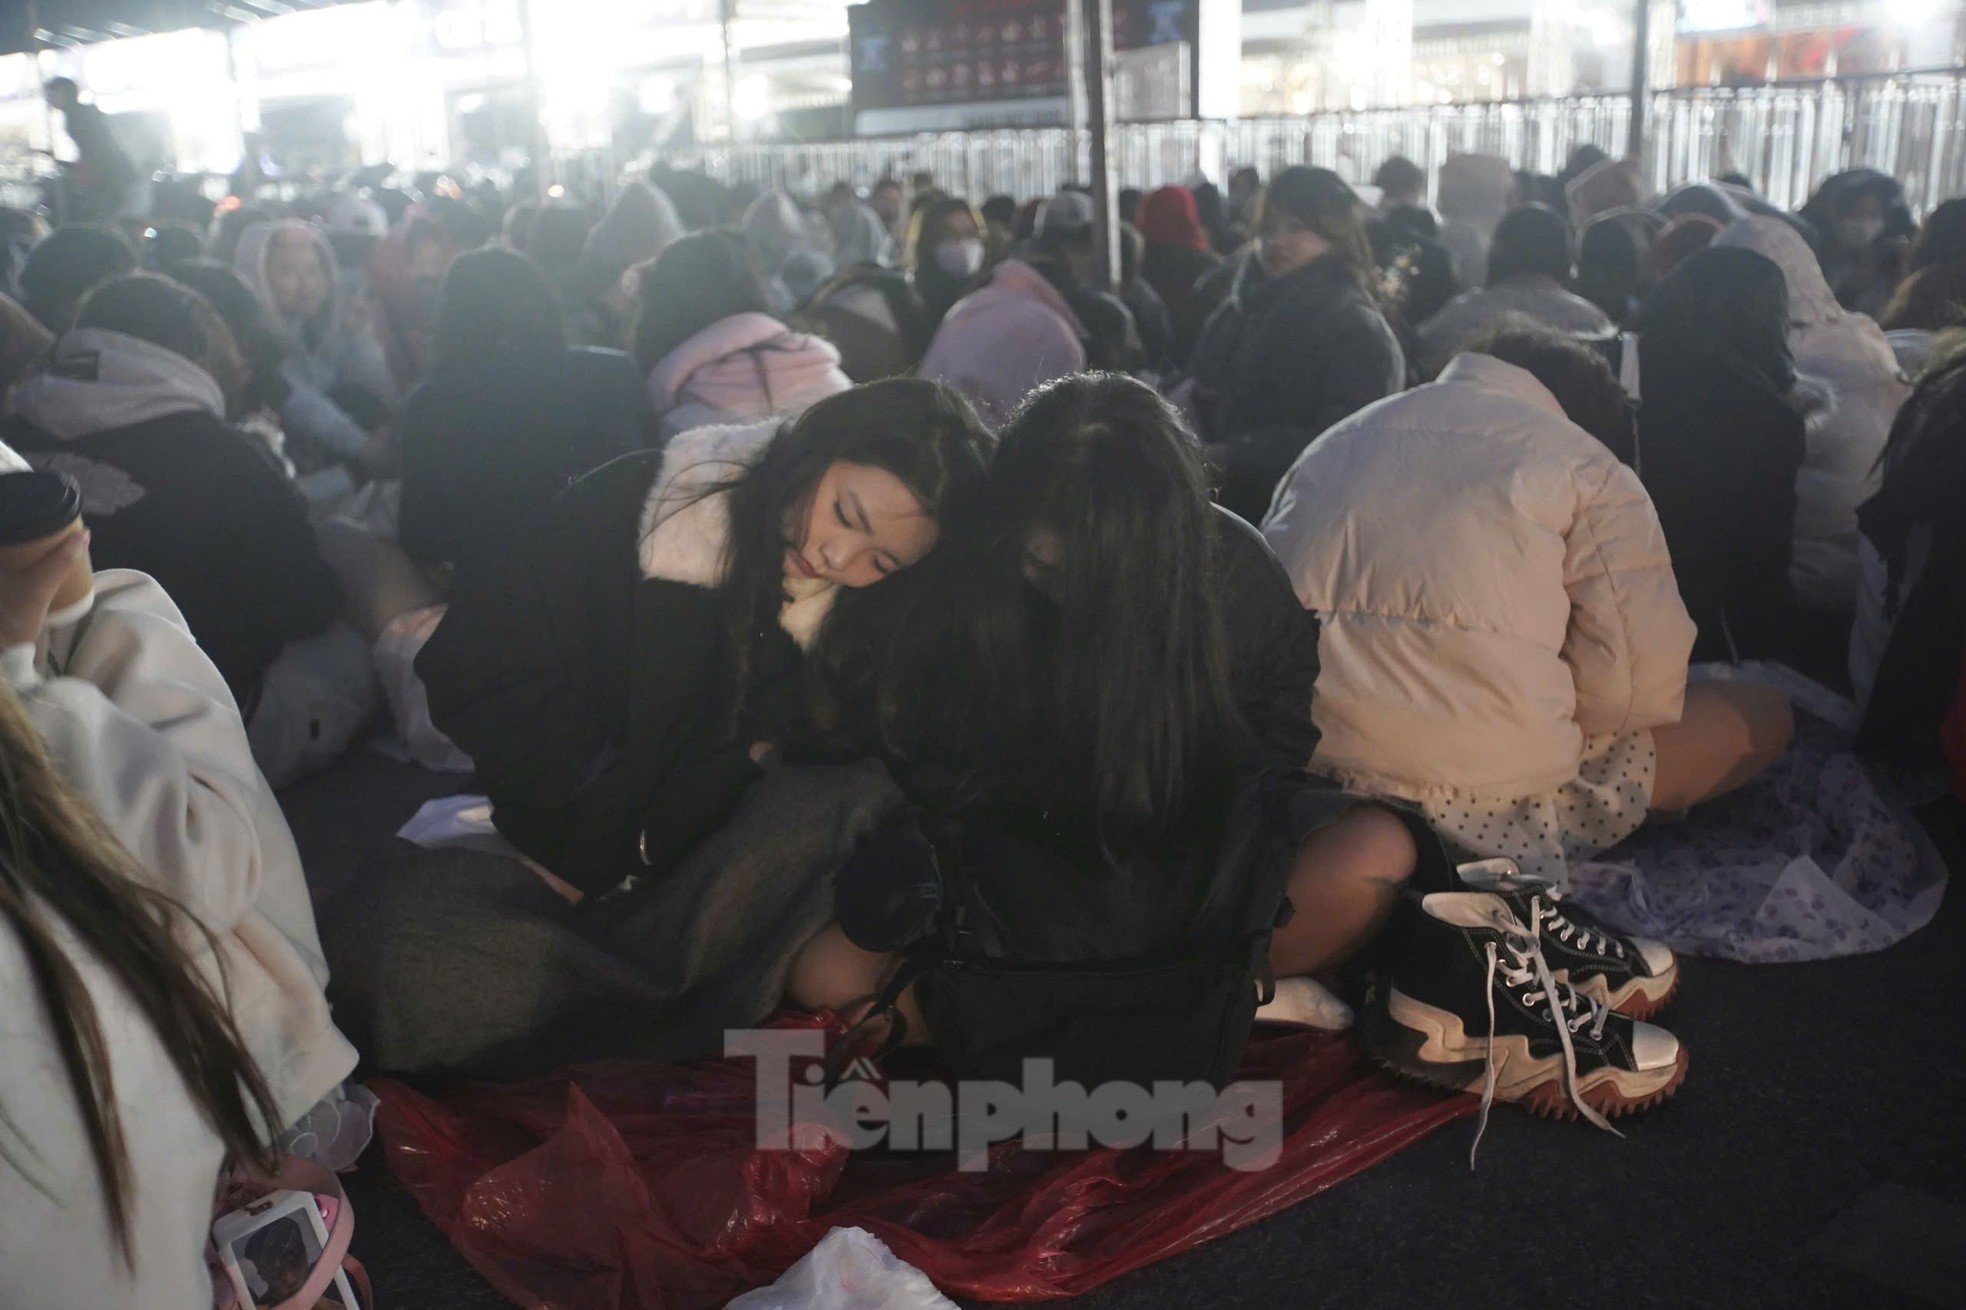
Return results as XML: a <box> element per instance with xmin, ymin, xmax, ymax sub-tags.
<box><xmin>1138</xmin><ymin>186</ymin><xmax>1221</xmax><ymax>357</ymax></box>
<box><xmin>1263</xmin><ymin>353</ymin><xmax>1694</xmax><ymax>801</ymax></box>
<box><xmin>233</xmin><ymin>219</ymin><xmax>399</xmax><ymax>410</ymax></box>
<box><xmin>1414</xmin><ymin>277</ymin><xmax>1616</xmax><ymax>376</ymax></box>
<box><xmin>1</xmin><ymin>330</ymin><xmax>339</xmax><ymax>705</ymax></box>
<box><xmin>918</xmin><ymin>259</ymin><xmax>1089</xmax><ymax>428</ymax></box>
<box><xmin>1631</xmin><ymin>246</ymin><xmax>1808</xmax><ymax>662</ymax></box>
<box><xmin>1</xmin><ymin>571</ymin><xmax>356</xmax><ymax>1310</ymax></box>
<box><xmin>419</xmin><ymin>419</ymin><xmax>826</xmax><ymax>897</ymax></box>
<box><xmin>646</xmin><ymin>311</ymin><xmax>850</xmax><ymax>440</ymax></box>
<box><xmin>744</xmin><ymin>190</ymin><xmax>835</xmax><ymax>313</ymax></box>
<box><xmin>1715</xmin><ymin>216</ymin><xmax>1910</xmax><ymax>613</ymax></box>
<box><xmin>1189</xmin><ymin>252</ymin><xmax>1405</xmax><ymax>521</ymax></box>
<box><xmin>400</xmin><ymin>343</ymin><xmax>655</xmax><ymax>586</ymax></box>
<box><xmin>7</xmin><ymin>569</ymin><xmax>357</xmax><ymax>1124</ymax></box>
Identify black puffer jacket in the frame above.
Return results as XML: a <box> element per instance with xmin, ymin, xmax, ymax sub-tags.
<box><xmin>418</xmin><ymin>433</ymin><xmax>809</xmax><ymax>897</ymax></box>
<box><xmin>1191</xmin><ymin>253</ymin><xmax>1404</xmax><ymax>521</ymax></box>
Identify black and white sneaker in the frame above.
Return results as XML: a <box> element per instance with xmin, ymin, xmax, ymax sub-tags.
<box><xmin>1452</xmin><ymin>859</ymin><xmax>1678</xmax><ymax>1019</ymax></box>
<box><xmin>1362</xmin><ymin>889</ymin><xmax>1687</xmax><ymax>1163</ymax></box>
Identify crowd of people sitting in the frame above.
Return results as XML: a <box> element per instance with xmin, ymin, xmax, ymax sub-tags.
<box><xmin>0</xmin><ymin>141</ymin><xmax>1962</xmax><ymax>1304</ymax></box>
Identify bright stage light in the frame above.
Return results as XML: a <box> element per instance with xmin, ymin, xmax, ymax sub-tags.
<box><xmin>733</xmin><ymin>74</ymin><xmax>770</xmax><ymax>122</ymax></box>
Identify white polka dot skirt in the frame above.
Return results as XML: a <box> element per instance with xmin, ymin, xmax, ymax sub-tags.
<box><xmin>1419</xmin><ymin>730</ymin><xmax>1657</xmax><ymax>890</ymax></box>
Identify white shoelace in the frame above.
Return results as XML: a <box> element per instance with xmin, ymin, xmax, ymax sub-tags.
<box><xmin>1533</xmin><ymin>894</ymin><xmax>1625</xmax><ymax>959</ymax></box>
<box><xmin>1469</xmin><ymin>904</ymin><xmax>1622</xmax><ymax>1168</ymax></box>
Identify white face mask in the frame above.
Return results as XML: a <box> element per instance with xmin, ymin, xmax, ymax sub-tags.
<box><xmin>1836</xmin><ymin>216</ymin><xmax>1883</xmax><ymax>250</ymax></box>
<box><xmin>933</xmin><ymin>237</ymin><xmax>985</xmax><ymax>279</ymax></box>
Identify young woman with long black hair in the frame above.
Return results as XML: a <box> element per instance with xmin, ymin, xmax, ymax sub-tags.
<box><xmin>322</xmin><ymin>379</ymin><xmax>993</xmax><ymax>1077</ymax></box>
<box><xmin>791</xmin><ymin>372</ymin><xmax>1423</xmax><ymax>1042</ymax></box>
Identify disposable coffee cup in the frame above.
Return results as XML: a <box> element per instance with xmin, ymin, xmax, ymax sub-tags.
<box><xmin>0</xmin><ymin>471</ymin><xmax>93</xmax><ymax>613</ymax></box>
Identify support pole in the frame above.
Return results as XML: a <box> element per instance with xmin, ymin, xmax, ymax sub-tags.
<box><xmin>1626</xmin><ymin>0</ymin><xmax>1651</xmax><ymax>161</ymax></box>
<box><xmin>1079</xmin><ymin>0</ymin><xmax>1117</xmax><ymax>290</ymax></box>
<box><xmin>517</xmin><ymin>0</ymin><xmax>551</xmax><ymax>199</ymax></box>
<box><xmin>721</xmin><ymin>0</ymin><xmax>740</xmax><ymax>144</ymax></box>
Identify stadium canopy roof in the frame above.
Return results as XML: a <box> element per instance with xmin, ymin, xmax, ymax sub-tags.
<box><xmin>5</xmin><ymin>1</ymin><xmax>366</xmax><ymax>55</ymax></box>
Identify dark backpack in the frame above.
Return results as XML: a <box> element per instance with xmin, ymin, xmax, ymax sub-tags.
<box><xmin>834</xmin><ymin>769</ymin><xmax>1309</xmax><ymax>1090</ymax></box>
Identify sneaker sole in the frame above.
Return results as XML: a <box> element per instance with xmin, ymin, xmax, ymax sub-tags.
<box><xmin>1567</xmin><ymin>965</ymin><xmax>1680</xmax><ymax>1021</ymax></box>
<box><xmin>1363</xmin><ymin>988</ymin><xmax>1688</xmax><ymax>1119</ymax></box>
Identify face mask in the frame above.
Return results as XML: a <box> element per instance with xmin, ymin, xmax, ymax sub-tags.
<box><xmin>1836</xmin><ymin>217</ymin><xmax>1883</xmax><ymax>250</ymax></box>
<box><xmin>933</xmin><ymin>237</ymin><xmax>985</xmax><ymax>279</ymax></box>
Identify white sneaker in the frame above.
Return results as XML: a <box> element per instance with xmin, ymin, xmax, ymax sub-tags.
<box><xmin>1255</xmin><ymin>975</ymin><xmax>1355</xmax><ymax>1031</ymax></box>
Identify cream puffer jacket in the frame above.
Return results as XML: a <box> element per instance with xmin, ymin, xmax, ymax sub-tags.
<box><xmin>1262</xmin><ymin>353</ymin><xmax>1696</xmax><ymax>802</ymax></box>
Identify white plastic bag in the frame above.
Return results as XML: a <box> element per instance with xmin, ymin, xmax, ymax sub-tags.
<box><xmin>727</xmin><ymin>1227</ymin><xmax>957</xmax><ymax>1310</ymax></box>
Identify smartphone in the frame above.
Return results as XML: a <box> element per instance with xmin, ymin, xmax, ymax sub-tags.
<box><xmin>211</xmin><ymin>1188</ymin><xmax>362</xmax><ymax>1309</ymax></box>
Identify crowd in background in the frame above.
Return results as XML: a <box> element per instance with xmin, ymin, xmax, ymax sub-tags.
<box><xmin>2</xmin><ymin>94</ymin><xmax>1966</xmax><ymax>1304</ymax></box>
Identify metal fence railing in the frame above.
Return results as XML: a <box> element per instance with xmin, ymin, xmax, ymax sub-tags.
<box><xmin>693</xmin><ymin>70</ymin><xmax>1966</xmax><ymax>214</ymax></box>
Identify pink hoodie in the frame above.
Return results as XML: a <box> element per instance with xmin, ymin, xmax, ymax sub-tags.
<box><xmin>646</xmin><ymin>311</ymin><xmax>850</xmax><ymax>437</ymax></box>
<box><xmin>918</xmin><ymin>260</ymin><xmax>1088</xmax><ymax>428</ymax></box>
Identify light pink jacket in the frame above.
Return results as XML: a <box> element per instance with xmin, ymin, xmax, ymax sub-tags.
<box><xmin>647</xmin><ymin>311</ymin><xmax>850</xmax><ymax>438</ymax></box>
<box><xmin>1263</xmin><ymin>354</ymin><xmax>1695</xmax><ymax>801</ymax></box>
<box><xmin>917</xmin><ymin>260</ymin><xmax>1087</xmax><ymax>427</ymax></box>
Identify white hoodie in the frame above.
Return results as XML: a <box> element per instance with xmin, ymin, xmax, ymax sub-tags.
<box><xmin>0</xmin><ymin>569</ymin><xmax>356</xmax><ymax>1308</ymax></box>
<box><xmin>1713</xmin><ymin>217</ymin><xmax>1910</xmax><ymax>613</ymax></box>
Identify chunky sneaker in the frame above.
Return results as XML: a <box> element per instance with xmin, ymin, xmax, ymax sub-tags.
<box><xmin>1362</xmin><ymin>889</ymin><xmax>1688</xmax><ymax>1164</ymax></box>
<box><xmin>1454</xmin><ymin>859</ymin><xmax>1678</xmax><ymax>1020</ymax></box>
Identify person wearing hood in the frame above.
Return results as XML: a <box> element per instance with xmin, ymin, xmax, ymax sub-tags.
<box><xmin>0</xmin><ymin>274</ymin><xmax>374</xmax><ymax>787</ymax></box>
<box><xmin>1627</xmin><ymin>247</ymin><xmax>1810</xmax><ymax>663</ymax></box>
<box><xmin>1434</xmin><ymin>153</ymin><xmax>1515</xmax><ymax>288</ymax></box>
<box><xmin>916</xmin><ymin>245</ymin><xmax>1091</xmax><ymax>429</ymax></box>
<box><xmin>1416</xmin><ymin>205</ymin><xmax>1615</xmax><ymax>375</ymax></box>
<box><xmin>906</xmin><ymin>196</ymin><xmax>988</xmax><ymax>338</ymax></box>
<box><xmin>1576</xmin><ymin>208</ymin><xmax>1664</xmax><ymax>326</ymax></box>
<box><xmin>1189</xmin><ymin>166</ymin><xmax>1404</xmax><ymax>521</ymax></box>
<box><xmin>1714</xmin><ymin>216</ymin><xmax>1910</xmax><ymax>622</ymax></box>
<box><xmin>568</xmin><ymin>181</ymin><xmax>684</xmax><ymax>349</ymax></box>
<box><xmin>232</xmin><ymin>218</ymin><xmax>399</xmax><ymax>491</ymax></box>
<box><xmin>1016</xmin><ymin>190</ymin><xmax>1142</xmax><ymax>373</ymax></box>
<box><xmin>1849</xmin><ymin>338</ymin><xmax>1966</xmax><ymax>773</ymax></box>
<box><xmin>743</xmin><ymin>189</ymin><xmax>835</xmax><ymax>314</ymax></box>
<box><xmin>17</xmin><ymin>222</ymin><xmax>137</xmax><ymax>335</ymax></box>
<box><xmin>631</xmin><ymin>229</ymin><xmax>850</xmax><ymax>439</ymax></box>
<box><xmin>827</xmin><ymin>187</ymin><xmax>894</xmax><ymax>269</ymax></box>
<box><xmin>1798</xmin><ymin>169</ymin><xmax>1916</xmax><ymax>318</ymax></box>
<box><xmin>1138</xmin><ymin>185</ymin><xmax>1222</xmax><ymax>365</ymax></box>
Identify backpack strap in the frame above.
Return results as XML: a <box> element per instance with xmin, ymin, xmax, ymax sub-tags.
<box><xmin>819</xmin><ymin>950</ymin><xmax>938</xmax><ymax>1088</ymax></box>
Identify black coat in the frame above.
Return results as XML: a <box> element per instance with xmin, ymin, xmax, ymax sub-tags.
<box><xmin>0</xmin><ymin>409</ymin><xmax>337</xmax><ymax>706</ymax></box>
<box><xmin>1632</xmin><ymin>248</ymin><xmax>1807</xmax><ymax>662</ymax></box>
<box><xmin>418</xmin><ymin>450</ymin><xmax>807</xmax><ymax>897</ymax></box>
<box><xmin>1191</xmin><ymin>254</ymin><xmax>1405</xmax><ymax>521</ymax></box>
<box><xmin>399</xmin><ymin>344</ymin><xmax>655</xmax><ymax>587</ymax></box>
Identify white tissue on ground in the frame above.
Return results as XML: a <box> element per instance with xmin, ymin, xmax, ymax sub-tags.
<box><xmin>726</xmin><ymin>1227</ymin><xmax>957</xmax><ymax>1310</ymax></box>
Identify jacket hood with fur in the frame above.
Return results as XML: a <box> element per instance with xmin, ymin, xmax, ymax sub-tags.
<box><xmin>636</xmin><ymin>416</ymin><xmax>835</xmax><ymax>647</ymax></box>
<box><xmin>9</xmin><ymin>328</ymin><xmax>224</xmax><ymax>441</ymax></box>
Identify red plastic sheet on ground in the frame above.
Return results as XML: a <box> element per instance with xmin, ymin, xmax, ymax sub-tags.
<box><xmin>369</xmin><ymin>1014</ymin><xmax>1473</xmax><ymax>1309</ymax></box>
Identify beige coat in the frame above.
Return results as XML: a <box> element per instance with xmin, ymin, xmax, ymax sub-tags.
<box><xmin>1262</xmin><ymin>353</ymin><xmax>1696</xmax><ymax>801</ymax></box>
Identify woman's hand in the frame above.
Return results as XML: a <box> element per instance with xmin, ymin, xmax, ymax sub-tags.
<box><xmin>749</xmin><ymin>741</ymin><xmax>777</xmax><ymax>765</ymax></box>
<box><xmin>0</xmin><ymin>528</ymin><xmax>89</xmax><ymax>649</ymax></box>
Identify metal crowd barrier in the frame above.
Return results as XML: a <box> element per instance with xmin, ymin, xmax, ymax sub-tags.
<box><xmin>695</xmin><ymin>70</ymin><xmax>1966</xmax><ymax>214</ymax></box>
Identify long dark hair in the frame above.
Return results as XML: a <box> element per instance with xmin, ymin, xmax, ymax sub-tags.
<box><xmin>629</xmin><ymin>229</ymin><xmax>770</xmax><ymax>374</ymax></box>
<box><xmin>917</xmin><ymin>373</ymin><xmax>1241</xmax><ymax>857</ymax></box>
<box><xmin>0</xmin><ymin>683</ymin><xmax>278</xmax><ymax>1262</ymax></box>
<box><xmin>434</xmin><ymin>246</ymin><xmax>567</xmax><ymax>369</ymax></box>
<box><xmin>76</xmin><ymin>273</ymin><xmax>246</xmax><ymax>405</ymax></box>
<box><xmin>165</xmin><ymin>258</ymin><xmax>290</xmax><ymax>415</ymax></box>
<box><xmin>1255</xmin><ymin>166</ymin><xmax>1376</xmax><ymax>294</ymax></box>
<box><xmin>690</xmin><ymin>378</ymin><xmax>992</xmax><ymax>719</ymax></box>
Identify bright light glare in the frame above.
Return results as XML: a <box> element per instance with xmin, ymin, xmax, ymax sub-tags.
<box><xmin>733</xmin><ymin>74</ymin><xmax>770</xmax><ymax>122</ymax></box>
<box><xmin>1885</xmin><ymin>0</ymin><xmax>1940</xmax><ymax>23</ymax></box>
